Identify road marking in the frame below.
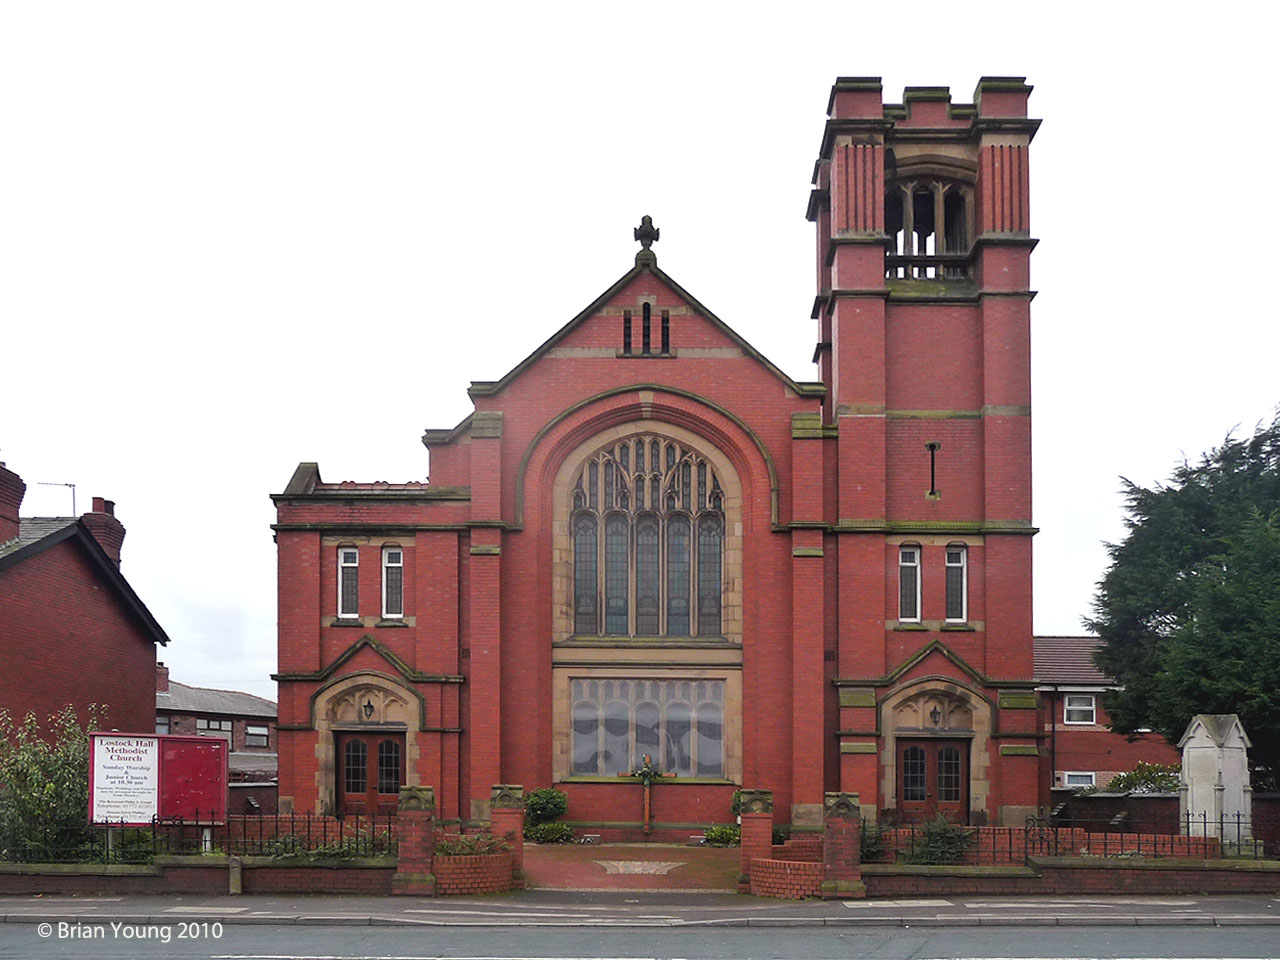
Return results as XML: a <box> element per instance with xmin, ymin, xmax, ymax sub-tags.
<box><xmin>844</xmin><ymin>898</ymin><xmax>953</xmax><ymax>907</ymax></box>
<box><xmin>404</xmin><ymin>909</ymin><xmax>594</xmax><ymax>918</ymax></box>
<box><xmin>164</xmin><ymin>905</ymin><xmax>249</xmax><ymax>913</ymax></box>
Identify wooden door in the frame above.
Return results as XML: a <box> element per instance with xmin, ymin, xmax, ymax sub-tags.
<box><xmin>897</xmin><ymin>739</ymin><xmax>968</xmax><ymax>822</ymax></box>
<box><xmin>336</xmin><ymin>733</ymin><xmax>405</xmax><ymax>817</ymax></box>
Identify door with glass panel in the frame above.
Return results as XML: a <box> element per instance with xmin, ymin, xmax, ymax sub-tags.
<box><xmin>897</xmin><ymin>739</ymin><xmax>968</xmax><ymax>822</ymax></box>
<box><xmin>335</xmin><ymin>733</ymin><xmax>405</xmax><ymax>816</ymax></box>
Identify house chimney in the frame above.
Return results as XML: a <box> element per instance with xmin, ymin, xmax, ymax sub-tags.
<box><xmin>155</xmin><ymin>661</ymin><xmax>170</xmax><ymax>693</ymax></box>
<box><xmin>0</xmin><ymin>463</ymin><xmax>25</xmax><ymax>544</ymax></box>
<box><xmin>81</xmin><ymin>496</ymin><xmax>126</xmax><ymax>567</ymax></box>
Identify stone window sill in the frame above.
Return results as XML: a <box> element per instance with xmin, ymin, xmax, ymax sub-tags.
<box><xmin>330</xmin><ymin>618</ymin><xmax>364</xmax><ymax>627</ymax></box>
<box><xmin>376</xmin><ymin>619</ymin><xmax>409</xmax><ymax>628</ymax></box>
<box><xmin>892</xmin><ymin>622</ymin><xmax>928</xmax><ymax>631</ymax></box>
<box><xmin>941</xmin><ymin>623</ymin><xmax>976</xmax><ymax>632</ymax></box>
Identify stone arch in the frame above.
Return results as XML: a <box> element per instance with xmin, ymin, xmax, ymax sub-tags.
<box><xmin>308</xmin><ymin>671</ymin><xmax>423</xmax><ymax>815</ymax></box>
<box><xmin>879</xmin><ymin>677</ymin><xmax>994</xmax><ymax>822</ymax></box>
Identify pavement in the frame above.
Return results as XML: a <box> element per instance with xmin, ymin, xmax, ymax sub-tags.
<box><xmin>2</xmin><ymin>891</ymin><xmax>1279</xmax><ymax>928</ymax></box>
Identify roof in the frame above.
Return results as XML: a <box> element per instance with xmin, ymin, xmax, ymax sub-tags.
<box><xmin>1179</xmin><ymin>714</ymin><xmax>1252</xmax><ymax>749</ymax></box>
<box><xmin>157</xmin><ymin>680</ymin><xmax>277</xmax><ymax>719</ymax></box>
<box><xmin>423</xmin><ymin>249</ymin><xmax>826</xmax><ymax>444</ymax></box>
<box><xmin>1033</xmin><ymin>635</ymin><xmax>1110</xmax><ymax>685</ymax></box>
<box><xmin>229</xmin><ymin>752</ymin><xmax>279</xmax><ymax>775</ymax></box>
<box><xmin>0</xmin><ymin>516</ymin><xmax>170</xmax><ymax>646</ymax></box>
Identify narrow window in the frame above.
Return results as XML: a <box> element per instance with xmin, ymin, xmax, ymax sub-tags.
<box><xmin>902</xmin><ymin>746</ymin><xmax>926</xmax><ymax>801</ymax></box>
<box><xmin>938</xmin><ymin>746</ymin><xmax>962</xmax><ymax>802</ymax></box>
<box><xmin>944</xmin><ymin>545</ymin><xmax>967</xmax><ymax>622</ymax></box>
<box><xmin>642</xmin><ymin>302</ymin><xmax>652</xmax><ymax>354</ymax></box>
<box><xmin>377</xmin><ymin>739</ymin><xmax>401</xmax><ymax>794</ymax></box>
<box><xmin>622</xmin><ymin>309</ymin><xmax>632</xmax><ymax>355</ymax></box>
<box><xmin>696</xmin><ymin>515</ymin><xmax>722</xmax><ymax>636</ymax></box>
<box><xmin>338</xmin><ymin>547</ymin><xmax>359</xmax><ymax>618</ymax></box>
<box><xmin>1064</xmin><ymin>694</ymin><xmax>1096</xmax><ymax>725</ymax></box>
<box><xmin>382</xmin><ymin>547</ymin><xmax>404</xmax><ymax>619</ymax></box>
<box><xmin>571</xmin><ymin>701</ymin><xmax>599</xmax><ymax>775</ymax></box>
<box><xmin>245</xmin><ymin>724</ymin><xmax>269</xmax><ymax>748</ymax></box>
<box><xmin>695</xmin><ymin>702</ymin><xmax>723</xmax><ymax>776</ymax></box>
<box><xmin>660</xmin><ymin>310</ymin><xmax>670</xmax><ymax>354</ymax></box>
<box><xmin>1064</xmin><ymin>771</ymin><xmax>1096</xmax><ymax>788</ymax></box>
<box><xmin>635</xmin><ymin>515</ymin><xmax>660</xmax><ymax>635</ymax></box>
<box><xmin>666</xmin><ymin>516</ymin><xmax>691</xmax><ymax>635</ymax></box>
<box><xmin>343</xmin><ymin>740</ymin><xmax>367</xmax><ymax>794</ymax></box>
<box><xmin>898</xmin><ymin>546</ymin><xmax>920</xmax><ymax>622</ymax></box>
<box><xmin>573</xmin><ymin>515</ymin><xmax>598</xmax><ymax>635</ymax></box>
<box><xmin>156</xmin><ymin>716</ymin><xmax>170</xmax><ymax>735</ymax></box>
<box><xmin>604</xmin><ymin>515</ymin><xmax>629</xmax><ymax>635</ymax></box>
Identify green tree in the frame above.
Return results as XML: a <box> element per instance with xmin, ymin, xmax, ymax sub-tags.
<box><xmin>0</xmin><ymin>704</ymin><xmax>103</xmax><ymax>861</ymax></box>
<box><xmin>1088</xmin><ymin>414</ymin><xmax>1280</xmax><ymax>787</ymax></box>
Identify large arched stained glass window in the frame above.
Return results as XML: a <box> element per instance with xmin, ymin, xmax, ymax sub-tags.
<box><xmin>570</xmin><ymin>435</ymin><xmax>725</xmax><ymax>638</ymax></box>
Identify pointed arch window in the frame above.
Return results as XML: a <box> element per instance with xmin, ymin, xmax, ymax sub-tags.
<box><xmin>570</xmin><ymin>435</ymin><xmax>725</xmax><ymax>638</ymax></box>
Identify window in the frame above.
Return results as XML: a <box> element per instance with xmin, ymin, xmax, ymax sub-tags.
<box><xmin>1063</xmin><ymin>771</ymin><xmax>1096</xmax><ymax>788</ymax></box>
<box><xmin>898</xmin><ymin>546</ymin><xmax>920</xmax><ymax>622</ymax></box>
<box><xmin>570</xmin><ymin>678</ymin><xmax>724</xmax><ymax>778</ymax></box>
<box><xmin>195</xmin><ymin>718</ymin><xmax>232</xmax><ymax>735</ymax></box>
<box><xmin>1064</xmin><ymin>694</ymin><xmax>1096</xmax><ymax>725</ymax></box>
<box><xmin>246</xmin><ymin>724</ymin><xmax>269</xmax><ymax>748</ymax></box>
<box><xmin>382</xmin><ymin>547</ymin><xmax>403</xmax><ymax>619</ymax></box>
<box><xmin>156</xmin><ymin>716</ymin><xmax>170</xmax><ymax>735</ymax></box>
<box><xmin>571</xmin><ymin>435</ymin><xmax>724</xmax><ymax>637</ymax></box>
<box><xmin>945</xmin><ymin>545</ymin><xmax>967</xmax><ymax>622</ymax></box>
<box><xmin>338</xmin><ymin>547</ymin><xmax>359</xmax><ymax>618</ymax></box>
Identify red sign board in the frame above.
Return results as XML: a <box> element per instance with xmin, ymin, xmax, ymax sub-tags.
<box><xmin>89</xmin><ymin>733</ymin><xmax>228</xmax><ymax>826</ymax></box>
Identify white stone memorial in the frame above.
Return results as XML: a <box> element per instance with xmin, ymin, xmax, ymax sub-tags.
<box><xmin>1178</xmin><ymin>714</ymin><xmax>1252</xmax><ymax>841</ymax></box>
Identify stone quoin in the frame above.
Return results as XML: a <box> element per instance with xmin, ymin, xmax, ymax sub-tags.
<box><xmin>272</xmin><ymin>77</ymin><xmax>1042</xmax><ymax>831</ymax></box>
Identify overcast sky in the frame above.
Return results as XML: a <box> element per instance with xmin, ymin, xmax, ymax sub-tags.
<box><xmin>4</xmin><ymin>2</ymin><xmax>1277</xmax><ymax>703</ymax></box>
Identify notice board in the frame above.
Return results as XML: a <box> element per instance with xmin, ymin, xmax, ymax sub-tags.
<box><xmin>89</xmin><ymin>733</ymin><xmax>228</xmax><ymax>826</ymax></box>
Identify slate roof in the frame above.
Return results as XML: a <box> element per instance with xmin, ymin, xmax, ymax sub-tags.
<box><xmin>228</xmin><ymin>752</ymin><xmax>278</xmax><ymax>775</ymax></box>
<box><xmin>157</xmin><ymin>680</ymin><xmax>276</xmax><ymax>719</ymax></box>
<box><xmin>0</xmin><ymin>516</ymin><xmax>169</xmax><ymax>646</ymax></box>
<box><xmin>0</xmin><ymin>517</ymin><xmax>77</xmax><ymax>559</ymax></box>
<box><xmin>1033</xmin><ymin>635</ymin><xmax>1110</xmax><ymax>685</ymax></box>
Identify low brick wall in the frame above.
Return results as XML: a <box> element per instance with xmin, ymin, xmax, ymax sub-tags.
<box><xmin>239</xmin><ymin>858</ymin><xmax>394</xmax><ymax>894</ymax></box>
<box><xmin>771</xmin><ymin>837</ymin><xmax>823</xmax><ymax>862</ymax></box>
<box><xmin>0</xmin><ymin>857</ymin><xmax>396</xmax><ymax>896</ymax></box>
<box><xmin>433</xmin><ymin>852</ymin><xmax>518</xmax><ymax>895</ymax></box>
<box><xmin>862</xmin><ymin>858</ymin><xmax>1280</xmax><ymax>898</ymax></box>
<box><xmin>748</xmin><ymin>857</ymin><xmax>823</xmax><ymax>899</ymax></box>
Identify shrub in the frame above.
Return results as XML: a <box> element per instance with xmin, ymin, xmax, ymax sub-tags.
<box><xmin>435</xmin><ymin>833</ymin><xmax>510</xmax><ymax>856</ymax></box>
<box><xmin>525</xmin><ymin>788</ymin><xmax>568</xmax><ymax>826</ymax></box>
<box><xmin>703</xmin><ymin>825</ymin><xmax>740</xmax><ymax>847</ymax></box>
<box><xmin>0</xmin><ymin>704</ymin><xmax>103</xmax><ymax>863</ymax></box>
<box><xmin>859</xmin><ymin>821</ymin><xmax>887</xmax><ymax>863</ymax></box>
<box><xmin>771</xmin><ymin>827</ymin><xmax>790</xmax><ymax>845</ymax></box>
<box><xmin>523</xmin><ymin>822</ymin><xmax>574</xmax><ymax>844</ymax></box>
<box><xmin>1106</xmin><ymin>762</ymin><xmax>1181</xmax><ymax>794</ymax></box>
<box><xmin>901</xmin><ymin>815</ymin><xmax>974</xmax><ymax>865</ymax></box>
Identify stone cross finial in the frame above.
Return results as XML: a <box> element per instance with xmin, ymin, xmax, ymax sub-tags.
<box><xmin>634</xmin><ymin>215</ymin><xmax>659</xmax><ymax>250</ymax></box>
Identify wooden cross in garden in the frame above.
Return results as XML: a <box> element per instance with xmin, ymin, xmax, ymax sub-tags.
<box><xmin>619</xmin><ymin>753</ymin><xmax>675</xmax><ymax>835</ymax></box>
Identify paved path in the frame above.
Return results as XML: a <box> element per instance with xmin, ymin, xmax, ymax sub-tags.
<box><xmin>523</xmin><ymin>842</ymin><xmax>739</xmax><ymax>891</ymax></box>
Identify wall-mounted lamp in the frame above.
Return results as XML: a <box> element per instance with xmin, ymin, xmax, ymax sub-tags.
<box><xmin>929</xmin><ymin>705</ymin><xmax>942</xmax><ymax>727</ymax></box>
<box><xmin>362</xmin><ymin>699</ymin><xmax>375</xmax><ymax>721</ymax></box>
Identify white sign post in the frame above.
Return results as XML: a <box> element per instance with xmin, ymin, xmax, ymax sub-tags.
<box><xmin>90</xmin><ymin>735</ymin><xmax>159</xmax><ymax>824</ymax></box>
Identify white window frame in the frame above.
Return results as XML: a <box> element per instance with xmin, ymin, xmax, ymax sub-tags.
<box><xmin>156</xmin><ymin>716</ymin><xmax>170</xmax><ymax>735</ymax></box>
<box><xmin>381</xmin><ymin>546</ymin><xmax>404</xmax><ymax>619</ymax></box>
<box><xmin>1063</xmin><ymin>771</ymin><xmax>1096</xmax><ymax>788</ymax></box>
<box><xmin>1063</xmin><ymin>694</ymin><xmax>1097</xmax><ymax>725</ymax></box>
<box><xmin>898</xmin><ymin>545</ymin><xmax>921</xmax><ymax>622</ymax></box>
<box><xmin>337</xmin><ymin>547</ymin><xmax>360</xmax><ymax>618</ymax></box>
<box><xmin>245</xmin><ymin>724</ymin><xmax>269</xmax><ymax>748</ymax></box>
<box><xmin>944</xmin><ymin>544</ymin><xmax>967</xmax><ymax>622</ymax></box>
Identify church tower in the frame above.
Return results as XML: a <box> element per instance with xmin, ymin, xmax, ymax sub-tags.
<box><xmin>808</xmin><ymin>78</ymin><xmax>1041</xmax><ymax>824</ymax></box>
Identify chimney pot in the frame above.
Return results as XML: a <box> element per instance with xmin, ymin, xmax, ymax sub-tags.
<box><xmin>81</xmin><ymin>498</ymin><xmax>126</xmax><ymax>567</ymax></box>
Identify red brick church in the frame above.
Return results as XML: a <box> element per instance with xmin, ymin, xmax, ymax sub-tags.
<box><xmin>273</xmin><ymin>77</ymin><xmax>1042</xmax><ymax>831</ymax></box>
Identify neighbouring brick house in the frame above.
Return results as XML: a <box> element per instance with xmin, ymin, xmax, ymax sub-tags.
<box><xmin>274</xmin><ymin>77</ymin><xmax>1044</xmax><ymax>830</ymax></box>
<box><xmin>0</xmin><ymin>462</ymin><xmax>168</xmax><ymax>735</ymax></box>
<box><xmin>1035</xmin><ymin>635</ymin><xmax>1180</xmax><ymax>793</ymax></box>
<box><xmin>155</xmin><ymin>663</ymin><xmax>279</xmax><ymax>813</ymax></box>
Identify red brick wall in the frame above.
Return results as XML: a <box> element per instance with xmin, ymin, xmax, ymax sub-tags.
<box><xmin>0</xmin><ymin>539</ymin><xmax>156</xmax><ymax>734</ymax></box>
<box><xmin>749</xmin><ymin>857</ymin><xmax>824</xmax><ymax>899</ymax></box>
<box><xmin>433</xmin><ymin>852</ymin><xmax>517</xmax><ymax>895</ymax></box>
<box><xmin>1041</xmin><ymin>691</ymin><xmax>1181</xmax><ymax>788</ymax></box>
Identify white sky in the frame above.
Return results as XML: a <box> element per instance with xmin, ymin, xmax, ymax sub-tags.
<box><xmin>4</xmin><ymin>2</ymin><xmax>1277</xmax><ymax>703</ymax></box>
